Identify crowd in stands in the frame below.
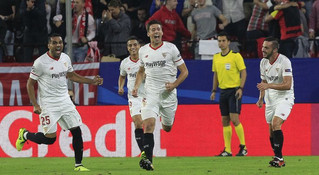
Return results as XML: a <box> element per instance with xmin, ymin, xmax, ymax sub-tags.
<box><xmin>0</xmin><ymin>0</ymin><xmax>318</xmax><ymax>63</ymax></box>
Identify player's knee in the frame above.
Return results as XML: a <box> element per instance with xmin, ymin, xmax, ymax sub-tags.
<box><xmin>162</xmin><ymin>124</ymin><xmax>172</xmax><ymax>132</ymax></box>
<box><xmin>46</xmin><ymin>137</ymin><xmax>56</xmax><ymax>144</ymax></box>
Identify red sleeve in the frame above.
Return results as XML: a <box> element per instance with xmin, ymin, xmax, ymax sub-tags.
<box><xmin>175</xmin><ymin>14</ymin><xmax>191</xmax><ymax>39</ymax></box>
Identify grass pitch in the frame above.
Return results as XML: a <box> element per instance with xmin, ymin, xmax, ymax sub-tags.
<box><xmin>0</xmin><ymin>156</ymin><xmax>318</xmax><ymax>175</ymax></box>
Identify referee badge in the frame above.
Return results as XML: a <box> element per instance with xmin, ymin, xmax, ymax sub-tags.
<box><xmin>225</xmin><ymin>63</ymin><xmax>231</xmax><ymax>70</ymax></box>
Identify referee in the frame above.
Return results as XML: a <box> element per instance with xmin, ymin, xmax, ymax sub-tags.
<box><xmin>210</xmin><ymin>31</ymin><xmax>248</xmax><ymax>157</ymax></box>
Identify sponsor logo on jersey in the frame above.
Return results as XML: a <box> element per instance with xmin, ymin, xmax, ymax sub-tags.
<box><xmin>145</xmin><ymin>60</ymin><xmax>166</xmax><ymax>68</ymax></box>
<box><xmin>129</xmin><ymin>72</ymin><xmax>137</xmax><ymax>78</ymax></box>
<box><xmin>51</xmin><ymin>71</ymin><xmax>67</xmax><ymax>79</ymax></box>
<box><xmin>225</xmin><ymin>63</ymin><xmax>231</xmax><ymax>70</ymax></box>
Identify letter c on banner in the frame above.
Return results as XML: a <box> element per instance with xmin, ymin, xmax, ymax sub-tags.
<box><xmin>0</xmin><ymin>110</ymin><xmax>33</xmax><ymax>157</ymax></box>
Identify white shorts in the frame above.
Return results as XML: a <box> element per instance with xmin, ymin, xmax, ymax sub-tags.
<box><xmin>39</xmin><ymin>107</ymin><xmax>82</xmax><ymax>134</ymax></box>
<box><xmin>265</xmin><ymin>98</ymin><xmax>294</xmax><ymax>124</ymax></box>
<box><xmin>141</xmin><ymin>90</ymin><xmax>177</xmax><ymax>126</ymax></box>
<box><xmin>128</xmin><ymin>95</ymin><xmax>143</xmax><ymax>117</ymax></box>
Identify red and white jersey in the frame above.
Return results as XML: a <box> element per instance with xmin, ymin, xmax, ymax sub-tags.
<box><xmin>30</xmin><ymin>52</ymin><xmax>74</xmax><ymax>110</ymax></box>
<box><xmin>139</xmin><ymin>42</ymin><xmax>184</xmax><ymax>94</ymax></box>
<box><xmin>120</xmin><ymin>56</ymin><xmax>145</xmax><ymax>96</ymax></box>
<box><xmin>260</xmin><ymin>54</ymin><xmax>294</xmax><ymax>106</ymax></box>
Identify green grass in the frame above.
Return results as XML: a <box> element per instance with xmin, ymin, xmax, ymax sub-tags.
<box><xmin>0</xmin><ymin>156</ymin><xmax>318</xmax><ymax>175</ymax></box>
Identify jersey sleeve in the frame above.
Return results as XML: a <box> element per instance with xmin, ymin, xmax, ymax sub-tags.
<box><xmin>171</xmin><ymin>44</ymin><xmax>185</xmax><ymax>67</ymax></box>
<box><xmin>66</xmin><ymin>54</ymin><xmax>74</xmax><ymax>72</ymax></box>
<box><xmin>282</xmin><ymin>58</ymin><xmax>293</xmax><ymax>77</ymax></box>
<box><xmin>235</xmin><ymin>53</ymin><xmax>246</xmax><ymax>71</ymax></box>
<box><xmin>119</xmin><ymin>60</ymin><xmax>127</xmax><ymax>76</ymax></box>
<box><xmin>29</xmin><ymin>59</ymin><xmax>42</xmax><ymax>80</ymax></box>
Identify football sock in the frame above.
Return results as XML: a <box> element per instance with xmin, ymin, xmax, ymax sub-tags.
<box><xmin>26</xmin><ymin>132</ymin><xmax>56</xmax><ymax>144</ymax></box>
<box><xmin>273</xmin><ymin>130</ymin><xmax>284</xmax><ymax>158</ymax></box>
<box><xmin>135</xmin><ymin>128</ymin><xmax>144</xmax><ymax>152</ymax></box>
<box><xmin>223</xmin><ymin>125</ymin><xmax>232</xmax><ymax>153</ymax></box>
<box><xmin>269</xmin><ymin>136</ymin><xmax>275</xmax><ymax>153</ymax></box>
<box><xmin>143</xmin><ymin>133</ymin><xmax>154</xmax><ymax>162</ymax></box>
<box><xmin>71</xmin><ymin>127</ymin><xmax>83</xmax><ymax>164</ymax></box>
<box><xmin>235</xmin><ymin>123</ymin><xmax>246</xmax><ymax>149</ymax></box>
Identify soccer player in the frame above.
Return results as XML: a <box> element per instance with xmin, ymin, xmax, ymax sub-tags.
<box><xmin>132</xmin><ymin>20</ymin><xmax>189</xmax><ymax>171</ymax></box>
<box><xmin>256</xmin><ymin>37</ymin><xmax>294</xmax><ymax>167</ymax></box>
<box><xmin>15</xmin><ymin>33</ymin><xmax>103</xmax><ymax>172</ymax></box>
<box><xmin>210</xmin><ymin>31</ymin><xmax>248</xmax><ymax>157</ymax></box>
<box><xmin>118</xmin><ymin>36</ymin><xmax>145</xmax><ymax>154</ymax></box>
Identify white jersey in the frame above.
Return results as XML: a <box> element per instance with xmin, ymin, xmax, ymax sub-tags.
<box><xmin>120</xmin><ymin>56</ymin><xmax>145</xmax><ymax>97</ymax></box>
<box><xmin>139</xmin><ymin>41</ymin><xmax>185</xmax><ymax>94</ymax></box>
<box><xmin>30</xmin><ymin>52</ymin><xmax>75</xmax><ymax>110</ymax></box>
<box><xmin>260</xmin><ymin>54</ymin><xmax>294</xmax><ymax>106</ymax></box>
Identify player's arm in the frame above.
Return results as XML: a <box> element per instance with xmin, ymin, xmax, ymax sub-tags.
<box><xmin>26</xmin><ymin>78</ymin><xmax>41</xmax><ymax>114</ymax></box>
<box><xmin>118</xmin><ymin>75</ymin><xmax>126</xmax><ymax>95</ymax></box>
<box><xmin>235</xmin><ymin>69</ymin><xmax>247</xmax><ymax>99</ymax></box>
<box><xmin>210</xmin><ymin>72</ymin><xmax>219</xmax><ymax>101</ymax></box>
<box><xmin>132</xmin><ymin>66</ymin><xmax>145</xmax><ymax>97</ymax></box>
<box><xmin>67</xmin><ymin>71</ymin><xmax>103</xmax><ymax>85</ymax></box>
<box><xmin>256</xmin><ymin>80</ymin><xmax>267</xmax><ymax>108</ymax></box>
<box><xmin>165</xmin><ymin>63</ymin><xmax>189</xmax><ymax>91</ymax></box>
<box><xmin>257</xmin><ymin>76</ymin><xmax>292</xmax><ymax>91</ymax></box>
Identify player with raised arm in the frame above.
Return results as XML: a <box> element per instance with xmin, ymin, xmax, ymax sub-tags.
<box><xmin>15</xmin><ymin>33</ymin><xmax>103</xmax><ymax>172</ymax></box>
<box><xmin>132</xmin><ymin>20</ymin><xmax>189</xmax><ymax>171</ymax></box>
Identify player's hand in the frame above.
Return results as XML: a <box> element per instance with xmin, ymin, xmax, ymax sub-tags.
<box><xmin>132</xmin><ymin>88</ymin><xmax>138</xmax><ymax>97</ymax></box>
<box><xmin>210</xmin><ymin>92</ymin><xmax>215</xmax><ymax>101</ymax></box>
<box><xmin>165</xmin><ymin>82</ymin><xmax>176</xmax><ymax>92</ymax></box>
<box><xmin>33</xmin><ymin>104</ymin><xmax>42</xmax><ymax>114</ymax></box>
<box><xmin>257</xmin><ymin>82</ymin><xmax>269</xmax><ymax>91</ymax></box>
<box><xmin>118</xmin><ymin>88</ymin><xmax>124</xmax><ymax>95</ymax></box>
<box><xmin>256</xmin><ymin>99</ymin><xmax>263</xmax><ymax>108</ymax></box>
<box><xmin>93</xmin><ymin>75</ymin><xmax>103</xmax><ymax>85</ymax></box>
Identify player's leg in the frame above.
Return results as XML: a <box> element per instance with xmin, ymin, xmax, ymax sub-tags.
<box><xmin>16</xmin><ymin>112</ymin><xmax>58</xmax><ymax>151</ymax></box>
<box><xmin>130</xmin><ymin>97</ymin><xmax>144</xmax><ymax>152</ymax></box>
<box><xmin>132</xmin><ymin>114</ymin><xmax>144</xmax><ymax>152</ymax></box>
<box><xmin>271</xmin><ymin>100</ymin><xmax>293</xmax><ymax>167</ymax></box>
<box><xmin>59</xmin><ymin>110</ymin><xmax>89</xmax><ymax>171</ymax></box>
<box><xmin>159</xmin><ymin>93</ymin><xmax>177</xmax><ymax>133</ymax></box>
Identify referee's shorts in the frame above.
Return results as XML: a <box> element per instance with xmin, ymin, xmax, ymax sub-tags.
<box><xmin>219</xmin><ymin>88</ymin><xmax>242</xmax><ymax>116</ymax></box>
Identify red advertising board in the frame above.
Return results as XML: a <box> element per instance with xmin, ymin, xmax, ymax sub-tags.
<box><xmin>0</xmin><ymin>104</ymin><xmax>312</xmax><ymax>157</ymax></box>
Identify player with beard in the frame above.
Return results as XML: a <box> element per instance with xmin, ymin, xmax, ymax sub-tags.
<box><xmin>132</xmin><ymin>20</ymin><xmax>188</xmax><ymax>171</ymax></box>
<box><xmin>15</xmin><ymin>33</ymin><xmax>103</xmax><ymax>172</ymax></box>
<box><xmin>256</xmin><ymin>37</ymin><xmax>294</xmax><ymax>167</ymax></box>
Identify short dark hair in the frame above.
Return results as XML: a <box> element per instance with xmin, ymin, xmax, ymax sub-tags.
<box><xmin>127</xmin><ymin>36</ymin><xmax>140</xmax><ymax>43</ymax></box>
<box><xmin>48</xmin><ymin>33</ymin><xmax>62</xmax><ymax>43</ymax></box>
<box><xmin>108</xmin><ymin>0</ymin><xmax>122</xmax><ymax>8</ymax></box>
<box><xmin>264</xmin><ymin>37</ymin><xmax>279</xmax><ymax>49</ymax></box>
<box><xmin>146</xmin><ymin>20</ymin><xmax>162</xmax><ymax>32</ymax></box>
<box><xmin>217</xmin><ymin>31</ymin><xmax>231</xmax><ymax>41</ymax></box>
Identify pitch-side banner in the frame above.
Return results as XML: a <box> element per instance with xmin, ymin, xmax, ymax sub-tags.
<box><xmin>0</xmin><ymin>63</ymin><xmax>99</xmax><ymax>106</ymax></box>
<box><xmin>0</xmin><ymin>104</ymin><xmax>316</xmax><ymax>158</ymax></box>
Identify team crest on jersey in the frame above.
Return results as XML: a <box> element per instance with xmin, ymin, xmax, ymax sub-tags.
<box><xmin>64</xmin><ymin>62</ymin><xmax>68</xmax><ymax>67</ymax></box>
<box><xmin>276</xmin><ymin>68</ymin><xmax>279</xmax><ymax>72</ymax></box>
<box><xmin>162</xmin><ymin>52</ymin><xmax>167</xmax><ymax>58</ymax></box>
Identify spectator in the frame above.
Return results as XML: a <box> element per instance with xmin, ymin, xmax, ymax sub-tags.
<box><xmin>98</xmin><ymin>0</ymin><xmax>131</xmax><ymax>59</ymax></box>
<box><xmin>71</xmin><ymin>0</ymin><xmax>96</xmax><ymax>62</ymax></box>
<box><xmin>243</xmin><ymin>0</ymin><xmax>254</xmax><ymax>22</ymax></box>
<box><xmin>91</xmin><ymin>0</ymin><xmax>108</xmax><ymax>31</ymax></box>
<box><xmin>149</xmin><ymin>0</ymin><xmax>184</xmax><ymax>16</ymax></box>
<box><xmin>131</xmin><ymin>7</ymin><xmax>149</xmax><ymax>43</ymax></box>
<box><xmin>222</xmin><ymin>0</ymin><xmax>247</xmax><ymax>43</ymax></box>
<box><xmin>0</xmin><ymin>0</ymin><xmax>16</xmax><ymax>62</ymax></box>
<box><xmin>267</xmin><ymin>0</ymin><xmax>302</xmax><ymax>58</ymax></box>
<box><xmin>191</xmin><ymin>0</ymin><xmax>228</xmax><ymax>59</ymax></box>
<box><xmin>146</xmin><ymin>0</ymin><xmax>191</xmax><ymax>45</ymax></box>
<box><xmin>309</xmin><ymin>0</ymin><xmax>319</xmax><ymax>56</ymax></box>
<box><xmin>246</xmin><ymin>0</ymin><xmax>273</xmax><ymax>57</ymax></box>
<box><xmin>52</xmin><ymin>14</ymin><xmax>66</xmax><ymax>41</ymax></box>
<box><xmin>21</xmin><ymin>0</ymin><xmax>48</xmax><ymax>63</ymax></box>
